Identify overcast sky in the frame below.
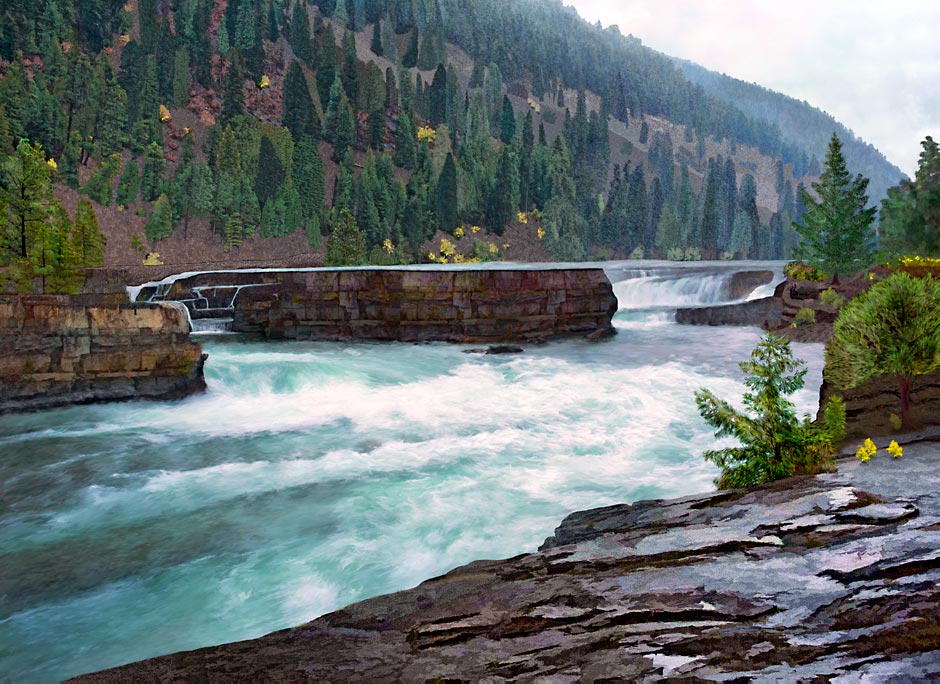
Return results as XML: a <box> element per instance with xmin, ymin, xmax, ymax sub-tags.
<box><xmin>564</xmin><ymin>0</ymin><xmax>940</xmax><ymax>176</ymax></box>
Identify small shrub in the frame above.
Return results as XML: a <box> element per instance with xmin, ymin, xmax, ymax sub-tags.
<box><xmin>785</xmin><ymin>261</ymin><xmax>827</xmax><ymax>282</ymax></box>
<box><xmin>666</xmin><ymin>246</ymin><xmax>685</xmax><ymax>261</ymax></box>
<box><xmin>819</xmin><ymin>288</ymin><xmax>846</xmax><ymax>310</ymax></box>
<box><xmin>721</xmin><ymin>250</ymin><xmax>735</xmax><ymax>261</ymax></box>
<box><xmin>793</xmin><ymin>307</ymin><xmax>817</xmax><ymax>326</ymax></box>
<box><xmin>629</xmin><ymin>246</ymin><xmax>645</xmax><ymax>260</ymax></box>
<box><xmin>695</xmin><ymin>333</ymin><xmax>846</xmax><ymax>489</ymax></box>
<box><xmin>683</xmin><ymin>246</ymin><xmax>702</xmax><ymax>261</ymax></box>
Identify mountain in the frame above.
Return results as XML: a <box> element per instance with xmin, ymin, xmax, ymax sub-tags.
<box><xmin>0</xmin><ymin>0</ymin><xmax>907</xmax><ymax>277</ymax></box>
<box><xmin>675</xmin><ymin>58</ymin><xmax>906</xmax><ymax>206</ymax></box>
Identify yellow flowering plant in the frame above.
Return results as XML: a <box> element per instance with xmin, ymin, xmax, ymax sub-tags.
<box><xmin>887</xmin><ymin>440</ymin><xmax>903</xmax><ymax>459</ymax></box>
<box><xmin>856</xmin><ymin>438</ymin><xmax>877</xmax><ymax>462</ymax></box>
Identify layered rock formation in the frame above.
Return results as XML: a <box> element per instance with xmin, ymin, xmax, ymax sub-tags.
<box><xmin>0</xmin><ymin>293</ymin><xmax>206</xmax><ymax>413</ymax></box>
<box><xmin>72</xmin><ymin>432</ymin><xmax>940</xmax><ymax>682</ymax></box>
<box><xmin>675</xmin><ymin>296</ymin><xmax>783</xmax><ymax>327</ymax></box>
<box><xmin>226</xmin><ymin>269</ymin><xmax>617</xmax><ymax>343</ymax></box>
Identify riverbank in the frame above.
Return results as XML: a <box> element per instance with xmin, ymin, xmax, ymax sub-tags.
<box><xmin>72</xmin><ymin>427</ymin><xmax>940</xmax><ymax>681</ymax></box>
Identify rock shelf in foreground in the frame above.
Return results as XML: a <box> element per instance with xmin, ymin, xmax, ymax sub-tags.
<box><xmin>73</xmin><ymin>432</ymin><xmax>940</xmax><ymax>682</ymax></box>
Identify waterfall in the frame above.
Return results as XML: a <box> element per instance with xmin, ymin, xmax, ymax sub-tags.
<box><xmin>613</xmin><ymin>273</ymin><xmax>736</xmax><ymax>311</ymax></box>
<box><xmin>191</xmin><ymin>318</ymin><xmax>235</xmax><ymax>334</ymax></box>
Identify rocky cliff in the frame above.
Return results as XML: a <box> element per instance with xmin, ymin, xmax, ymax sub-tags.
<box><xmin>224</xmin><ymin>269</ymin><xmax>617</xmax><ymax>343</ymax></box>
<box><xmin>72</xmin><ymin>430</ymin><xmax>940</xmax><ymax>682</ymax></box>
<box><xmin>0</xmin><ymin>293</ymin><xmax>206</xmax><ymax>413</ymax></box>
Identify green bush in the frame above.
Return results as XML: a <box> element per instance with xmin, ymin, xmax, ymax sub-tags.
<box><xmin>696</xmin><ymin>333</ymin><xmax>846</xmax><ymax>489</ymax></box>
<box><xmin>819</xmin><ymin>288</ymin><xmax>846</xmax><ymax>310</ymax></box>
<box><xmin>826</xmin><ymin>271</ymin><xmax>940</xmax><ymax>428</ymax></box>
<box><xmin>784</xmin><ymin>261</ymin><xmax>827</xmax><ymax>282</ymax></box>
<box><xmin>793</xmin><ymin>307</ymin><xmax>817</xmax><ymax>326</ymax></box>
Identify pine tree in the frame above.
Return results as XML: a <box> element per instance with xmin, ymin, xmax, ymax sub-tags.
<box><xmin>293</xmin><ymin>135</ymin><xmax>325</xmax><ymax>220</ymax></box>
<box><xmin>325</xmin><ymin>208</ymin><xmax>367</xmax><ymax>265</ymax></box>
<box><xmin>341</xmin><ymin>30</ymin><xmax>360</xmax><ymax>107</ymax></box>
<box><xmin>429</xmin><ymin>63</ymin><xmax>447</xmax><ymax>127</ymax></box>
<box><xmin>0</xmin><ymin>140</ymin><xmax>55</xmax><ymax>262</ymax></box>
<box><xmin>794</xmin><ymin>133</ymin><xmax>876</xmax><ymax>275</ymax></box>
<box><xmin>401</xmin><ymin>28</ymin><xmax>418</xmax><ymax>68</ymax></box>
<box><xmin>370</xmin><ymin>20</ymin><xmax>383</xmax><ymax>56</ymax></box>
<box><xmin>381</xmin><ymin>13</ymin><xmax>399</xmax><ymax>64</ymax></box>
<box><xmin>500</xmin><ymin>95</ymin><xmax>515</xmax><ymax>145</ymax></box>
<box><xmin>282</xmin><ymin>61</ymin><xmax>320</xmax><ymax>140</ymax></box>
<box><xmin>221</xmin><ymin>54</ymin><xmax>245</xmax><ymax>122</ymax></box>
<box><xmin>437</xmin><ymin>152</ymin><xmax>457</xmax><ymax>232</ymax></box>
<box><xmin>172</xmin><ymin>48</ymin><xmax>191</xmax><ymax>107</ymax></box>
<box><xmin>394</xmin><ymin>112</ymin><xmax>416</xmax><ymax>169</ymax></box>
<box><xmin>289</xmin><ymin>1</ymin><xmax>314</xmax><ymax>63</ymax></box>
<box><xmin>145</xmin><ymin>193</ymin><xmax>174</xmax><ymax>242</ymax></box>
<box><xmin>73</xmin><ymin>199</ymin><xmax>106</xmax><ymax>266</ymax></box>
<box><xmin>255</xmin><ymin>136</ymin><xmax>285</xmax><ymax>207</ymax></box>
<box><xmin>140</xmin><ymin>142</ymin><xmax>166</xmax><ymax>202</ymax></box>
<box><xmin>116</xmin><ymin>156</ymin><xmax>140</xmax><ymax>206</ymax></box>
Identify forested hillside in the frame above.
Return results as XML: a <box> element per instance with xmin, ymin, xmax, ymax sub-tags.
<box><xmin>676</xmin><ymin>59</ymin><xmax>905</xmax><ymax>206</ymax></box>
<box><xmin>0</xmin><ymin>0</ymin><xmax>904</xmax><ymax>277</ymax></box>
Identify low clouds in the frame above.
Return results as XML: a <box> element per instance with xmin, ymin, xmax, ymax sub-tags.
<box><xmin>565</xmin><ymin>0</ymin><xmax>940</xmax><ymax>175</ymax></box>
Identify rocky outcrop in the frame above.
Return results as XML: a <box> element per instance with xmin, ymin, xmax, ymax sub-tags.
<box><xmin>0</xmin><ymin>294</ymin><xmax>205</xmax><ymax>413</ymax></box>
<box><xmin>675</xmin><ymin>296</ymin><xmax>783</xmax><ymax>327</ymax></box>
<box><xmin>820</xmin><ymin>371</ymin><xmax>940</xmax><ymax>438</ymax></box>
<box><xmin>726</xmin><ymin>269</ymin><xmax>775</xmax><ymax>299</ymax></box>
<box><xmin>231</xmin><ymin>269</ymin><xmax>617</xmax><ymax>343</ymax></box>
<box><xmin>73</xmin><ymin>433</ymin><xmax>940</xmax><ymax>683</ymax></box>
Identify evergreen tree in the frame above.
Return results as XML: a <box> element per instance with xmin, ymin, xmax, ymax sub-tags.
<box><xmin>401</xmin><ymin>28</ymin><xmax>418</xmax><ymax>68</ymax></box>
<box><xmin>325</xmin><ymin>208</ymin><xmax>367</xmax><ymax>265</ymax></box>
<box><xmin>117</xmin><ymin>157</ymin><xmax>140</xmax><ymax>206</ymax></box>
<box><xmin>381</xmin><ymin>13</ymin><xmax>399</xmax><ymax>64</ymax></box>
<box><xmin>340</xmin><ymin>30</ymin><xmax>360</xmax><ymax>107</ymax></box>
<box><xmin>794</xmin><ymin>134</ymin><xmax>876</xmax><ymax>275</ymax></box>
<box><xmin>289</xmin><ymin>1</ymin><xmax>314</xmax><ymax>63</ymax></box>
<box><xmin>500</xmin><ymin>95</ymin><xmax>515</xmax><ymax>145</ymax></box>
<box><xmin>370</xmin><ymin>20</ymin><xmax>383</xmax><ymax>56</ymax></box>
<box><xmin>437</xmin><ymin>152</ymin><xmax>457</xmax><ymax>232</ymax></box>
<box><xmin>0</xmin><ymin>140</ymin><xmax>55</xmax><ymax>262</ymax></box>
<box><xmin>255</xmin><ymin>136</ymin><xmax>285</xmax><ymax>207</ymax></box>
<box><xmin>293</xmin><ymin>136</ymin><xmax>324</xmax><ymax>225</ymax></box>
<box><xmin>73</xmin><ymin>199</ymin><xmax>106</xmax><ymax>267</ymax></box>
<box><xmin>140</xmin><ymin>142</ymin><xmax>166</xmax><ymax>202</ymax></box>
<box><xmin>655</xmin><ymin>204</ymin><xmax>682</xmax><ymax>254</ymax></box>
<box><xmin>429</xmin><ymin>64</ymin><xmax>447</xmax><ymax>127</ymax></box>
<box><xmin>880</xmin><ymin>136</ymin><xmax>940</xmax><ymax>256</ymax></box>
<box><xmin>485</xmin><ymin>145</ymin><xmax>518</xmax><ymax>234</ymax></box>
<box><xmin>145</xmin><ymin>193</ymin><xmax>174</xmax><ymax>242</ymax></box>
<box><xmin>394</xmin><ymin>112</ymin><xmax>416</xmax><ymax>169</ymax></box>
<box><xmin>283</xmin><ymin>61</ymin><xmax>320</xmax><ymax>139</ymax></box>
<box><xmin>639</xmin><ymin>120</ymin><xmax>649</xmax><ymax>145</ymax></box>
<box><xmin>221</xmin><ymin>55</ymin><xmax>245</xmax><ymax>122</ymax></box>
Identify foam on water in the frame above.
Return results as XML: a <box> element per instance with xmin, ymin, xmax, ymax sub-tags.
<box><xmin>0</xmin><ymin>265</ymin><xmax>821</xmax><ymax>682</ymax></box>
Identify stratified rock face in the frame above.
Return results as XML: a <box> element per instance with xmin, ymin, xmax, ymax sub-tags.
<box><xmin>232</xmin><ymin>269</ymin><xmax>617</xmax><ymax>343</ymax></box>
<box><xmin>676</xmin><ymin>296</ymin><xmax>783</xmax><ymax>327</ymax></box>
<box><xmin>820</xmin><ymin>371</ymin><xmax>940</xmax><ymax>438</ymax></box>
<box><xmin>0</xmin><ymin>295</ymin><xmax>206</xmax><ymax>413</ymax></box>
<box><xmin>72</xmin><ymin>444</ymin><xmax>940</xmax><ymax>683</ymax></box>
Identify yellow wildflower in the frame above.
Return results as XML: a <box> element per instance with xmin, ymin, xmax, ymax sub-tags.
<box><xmin>537</xmin><ymin>227</ymin><xmax>545</xmax><ymax>240</ymax></box>
<box><xmin>427</xmin><ymin>251</ymin><xmax>436</xmax><ymax>261</ymax></box>
<box><xmin>887</xmin><ymin>440</ymin><xmax>903</xmax><ymax>459</ymax></box>
<box><xmin>471</xmin><ymin>225</ymin><xmax>481</xmax><ymax>234</ymax></box>
<box><xmin>856</xmin><ymin>438</ymin><xmax>877</xmax><ymax>462</ymax></box>
<box><xmin>517</xmin><ymin>211</ymin><xmax>528</xmax><ymax>224</ymax></box>
<box><xmin>383</xmin><ymin>238</ymin><xmax>394</xmax><ymax>254</ymax></box>
<box><xmin>454</xmin><ymin>226</ymin><xmax>465</xmax><ymax>239</ymax></box>
<box><xmin>488</xmin><ymin>244</ymin><xmax>499</xmax><ymax>254</ymax></box>
<box><xmin>159</xmin><ymin>104</ymin><xmax>172</xmax><ymax>122</ymax></box>
<box><xmin>47</xmin><ymin>158</ymin><xmax>58</xmax><ymax>170</ymax></box>
<box><xmin>259</xmin><ymin>74</ymin><xmax>270</xmax><ymax>89</ymax></box>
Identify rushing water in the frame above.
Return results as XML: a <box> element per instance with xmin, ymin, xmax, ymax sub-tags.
<box><xmin>0</xmin><ymin>263</ymin><xmax>823</xmax><ymax>682</ymax></box>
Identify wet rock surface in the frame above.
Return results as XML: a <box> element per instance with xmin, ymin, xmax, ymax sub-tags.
<box><xmin>231</xmin><ymin>269</ymin><xmax>618</xmax><ymax>343</ymax></box>
<box><xmin>675</xmin><ymin>296</ymin><xmax>783</xmax><ymax>327</ymax></box>
<box><xmin>0</xmin><ymin>294</ymin><xmax>205</xmax><ymax>413</ymax></box>
<box><xmin>73</xmin><ymin>431</ymin><xmax>940</xmax><ymax>683</ymax></box>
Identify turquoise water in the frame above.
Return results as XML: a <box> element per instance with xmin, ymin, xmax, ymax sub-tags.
<box><xmin>0</xmin><ymin>269</ymin><xmax>822</xmax><ymax>682</ymax></box>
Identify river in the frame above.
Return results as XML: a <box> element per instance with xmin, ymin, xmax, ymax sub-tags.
<box><xmin>0</xmin><ymin>262</ymin><xmax>823</xmax><ymax>682</ymax></box>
